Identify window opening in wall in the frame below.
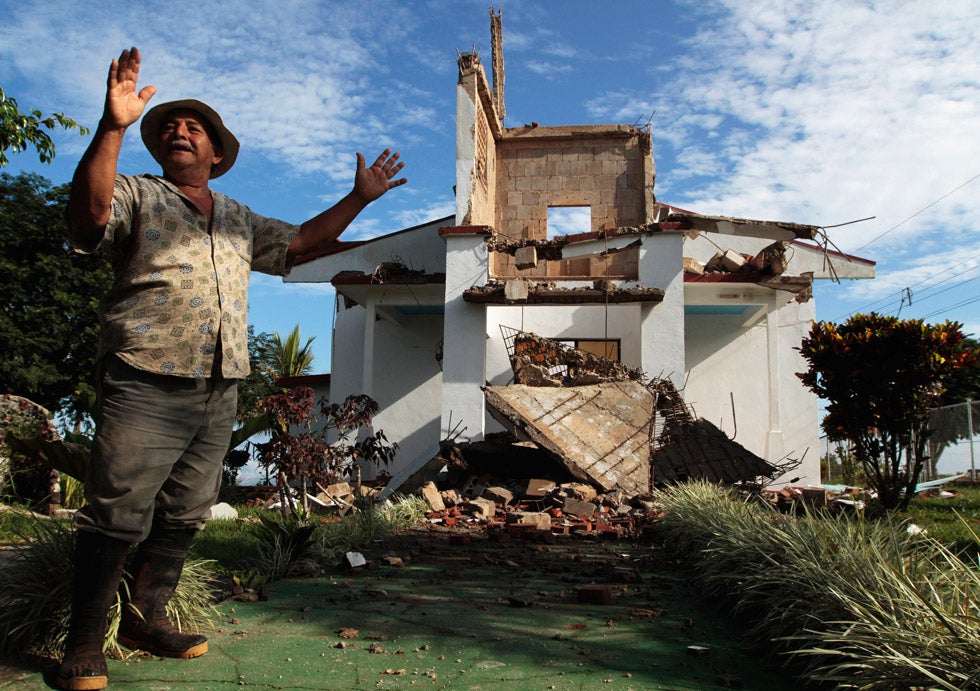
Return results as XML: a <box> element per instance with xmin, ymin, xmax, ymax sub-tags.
<box><xmin>547</xmin><ymin>206</ymin><xmax>591</xmax><ymax>240</ymax></box>
<box><xmin>557</xmin><ymin>338</ymin><xmax>620</xmax><ymax>362</ymax></box>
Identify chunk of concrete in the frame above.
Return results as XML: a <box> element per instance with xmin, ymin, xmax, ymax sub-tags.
<box><xmin>209</xmin><ymin>502</ymin><xmax>239</xmax><ymax>521</ymax></box>
<box><xmin>562</xmin><ymin>498</ymin><xmax>597</xmax><ymax>519</ymax></box>
<box><xmin>463</xmin><ymin>497</ymin><xmax>496</xmax><ymax>521</ymax></box>
<box><xmin>504</xmin><ymin>278</ymin><xmax>530</xmax><ymax>300</ymax></box>
<box><xmin>484</xmin><ymin>382</ymin><xmax>654</xmax><ymax>495</ymax></box>
<box><xmin>522</xmin><ymin>478</ymin><xmax>555</xmax><ymax>498</ymax></box>
<box><xmin>484</xmin><ymin>486</ymin><xmax>514</xmax><ymax>505</ymax></box>
<box><xmin>563</xmin><ymin>483</ymin><xmax>598</xmax><ymax>502</ymax></box>
<box><xmin>419</xmin><ymin>482</ymin><xmax>446</xmax><ymax>511</ymax></box>
<box><xmin>514</xmin><ymin>245</ymin><xmax>538</xmax><ymax>269</ymax></box>
<box><xmin>506</xmin><ymin>511</ymin><xmax>552</xmax><ymax>531</ymax></box>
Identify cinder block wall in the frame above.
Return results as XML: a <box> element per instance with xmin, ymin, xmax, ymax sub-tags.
<box><xmin>491</xmin><ymin>126</ymin><xmax>652</xmax><ymax>278</ymax></box>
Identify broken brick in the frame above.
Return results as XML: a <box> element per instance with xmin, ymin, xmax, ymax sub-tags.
<box><xmin>578</xmin><ymin>584</ymin><xmax>613</xmax><ymax>604</ymax></box>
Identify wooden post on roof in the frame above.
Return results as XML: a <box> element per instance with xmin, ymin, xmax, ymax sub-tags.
<box><xmin>490</xmin><ymin>6</ymin><xmax>505</xmax><ymax>123</ymax></box>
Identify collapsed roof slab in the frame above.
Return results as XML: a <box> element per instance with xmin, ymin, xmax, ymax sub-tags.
<box><xmin>652</xmin><ymin>418</ymin><xmax>780</xmax><ymax>484</ymax></box>
<box><xmin>484</xmin><ymin>382</ymin><xmax>653</xmax><ymax>496</ymax></box>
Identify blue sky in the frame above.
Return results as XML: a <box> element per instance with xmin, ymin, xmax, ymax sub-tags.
<box><xmin>3</xmin><ymin>0</ymin><xmax>979</xmax><ymax>375</ymax></box>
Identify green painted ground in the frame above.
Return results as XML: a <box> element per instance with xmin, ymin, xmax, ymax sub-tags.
<box><xmin>1</xmin><ymin>529</ymin><xmax>795</xmax><ymax>690</ymax></box>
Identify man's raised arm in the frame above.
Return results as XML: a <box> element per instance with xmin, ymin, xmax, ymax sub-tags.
<box><xmin>68</xmin><ymin>47</ymin><xmax>156</xmax><ymax>251</ymax></box>
<box><xmin>287</xmin><ymin>149</ymin><xmax>407</xmax><ymax>262</ymax></box>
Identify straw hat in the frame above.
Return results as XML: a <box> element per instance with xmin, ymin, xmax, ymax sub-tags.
<box><xmin>140</xmin><ymin>99</ymin><xmax>239</xmax><ymax>178</ymax></box>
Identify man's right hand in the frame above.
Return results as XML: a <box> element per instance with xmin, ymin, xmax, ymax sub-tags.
<box><xmin>103</xmin><ymin>47</ymin><xmax>156</xmax><ymax>130</ymax></box>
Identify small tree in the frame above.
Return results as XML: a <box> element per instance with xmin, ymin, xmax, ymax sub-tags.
<box><xmin>0</xmin><ymin>87</ymin><xmax>88</xmax><ymax>167</ymax></box>
<box><xmin>798</xmin><ymin>313</ymin><xmax>978</xmax><ymax>511</ymax></box>
<box><xmin>258</xmin><ymin>387</ymin><xmax>397</xmax><ymax>518</ymax></box>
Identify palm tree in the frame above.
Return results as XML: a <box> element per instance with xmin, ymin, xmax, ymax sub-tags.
<box><xmin>226</xmin><ymin>325</ymin><xmax>315</xmax><ymax>456</ymax></box>
<box><xmin>268</xmin><ymin>325</ymin><xmax>315</xmax><ymax>379</ymax></box>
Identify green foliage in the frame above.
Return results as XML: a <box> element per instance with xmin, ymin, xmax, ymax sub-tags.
<box><xmin>306</xmin><ymin>495</ymin><xmax>428</xmax><ymax>566</ymax></box>
<box><xmin>0</xmin><ymin>517</ymin><xmax>217</xmax><ymax>658</ymax></box>
<box><xmin>236</xmin><ymin>326</ymin><xmax>278</xmax><ymax>424</ymax></box>
<box><xmin>259</xmin><ymin>388</ymin><xmax>397</xmax><ymax>518</ymax></box>
<box><xmin>906</xmin><ymin>484</ymin><xmax>980</xmax><ymax>561</ymax></box>
<box><xmin>653</xmin><ymin>481</ymin><xmax>980</xmax><ymax>690</ymax></box>
<box><xmin>0</xmin><ymin>172</ymin><xmax>112</xmax><ymax>423</ymax></box>
<box><xmin>941</xmin><ymin>336</ymin><xmax>980</xmax><ymax>405</ymax></box>
<box><xmin>191</xmin><ymin>497</ymin><xmax>428</xmax><ymax>582</ymax></box>
<box><xmin>798</xmin><ymin>313</ymin><xmax>978</xmax><ymax>511</ymax></box>
<box><xmin>268</xmin><ymin>324</ymin><xmax>315</xmax><ymax>379</ymax></box>
<box><xmin>0</xmin><ymin>87</ymin><xmax>89</xmax><ymax>167</ymax></box>
<box><xmin>251</xmin><ymin>512</ymin><xmax>318</xmax><ymax>580</ymax></box>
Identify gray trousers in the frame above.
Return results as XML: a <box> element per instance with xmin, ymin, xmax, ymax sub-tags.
<box><xmin>75</xmin><ymin>355</ymin><xmax>237</xmax><ymax>542</ymax></box>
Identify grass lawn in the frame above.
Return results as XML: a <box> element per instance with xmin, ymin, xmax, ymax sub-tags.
<box><xmin>904</xmin><ymin>481</ymin><xmax>980</xmax><ymax>561</ymax></box>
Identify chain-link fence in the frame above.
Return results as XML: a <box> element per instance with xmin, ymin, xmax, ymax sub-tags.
<box><xmin>926</xmin><ymin>399</ymin><xmax>979</xmax><ymax>481</ymax></box>
<box><xmin>818</xmin><ymin>399</ymin><xmax>979</xmax><ymax>485</ymax></box>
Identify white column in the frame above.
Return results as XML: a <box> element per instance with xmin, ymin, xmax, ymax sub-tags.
<box><xmin>361</xmin><ymin>302</ymin><xmax>376</xmax><ymax>398</ymax></box>
<box><xmin>765</xmin><ymin>294</ymin><xmax>785</xmax><ymax>461</ymax></box>
<box><xmin>638</xmin><ymin>232</ymin><xmax>685</xmax><ymax>389</ymax></box>
<box><xmin>441</xmin><ymin>234</ymin><xmax>489</xmax><ymax>443</ymax></box>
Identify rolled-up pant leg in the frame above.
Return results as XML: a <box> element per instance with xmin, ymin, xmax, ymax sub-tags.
<box><xmin>75</xmin><ymin>355</ymin><xmax>238</xmax><ymax>542</ymax></box>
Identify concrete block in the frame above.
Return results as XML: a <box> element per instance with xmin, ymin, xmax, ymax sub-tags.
<box><xmin>683</xmin><ymin>257</ymin><xmax>705</xmax><ymax>275</ymax></box>
<box><xmin>514</xmin><ymin>246</ymin><xmax>538</xmax><ymax>270</ymax></box>
<box><xmin>419</xmin><ymin>482</ymin><xmax>445</xmax><ymax>511</ymax></box>
<box><xmin>505</xmin><ymin>278</ymin><xmax>530</xmax><ymax>300</ymax></box>
<box><xmin>563</xmin><ymin>498</ymin><xmax>597</xmax><ymax>519</ymax></box>
<box><xmin>506</xmin><ymin>511</ymin><xmax>552</xmax><ymax>531</ymax></box>
<box><xmin>563</xmin><ymin>483</ymin><xmax>598</xmax><ymax>502</ymax></box>
<box><xmin>720</xmin><ymin>249</ymin><xmax>746</xmax><ymax>272</ymax></box>
<box><xmin>484</xmin><ymin>486</ymin><xmax>515</xmax><ymax>505</ymax></box>
<box><xmin>464</xmin><ymin>498</ymin><xmax>496</xmax><ymax>521</ymax></box>
<box><xmin>522</xmin><ymin>478</ymin><xmax>555</xmax><ymax>498</ymax></box>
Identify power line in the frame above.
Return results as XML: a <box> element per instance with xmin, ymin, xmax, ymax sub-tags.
<box><xmin>830</xmin><ymin>250</ymin><xmax>980</xmax><ymax>321</ymax></box>
<box><xmin>853</xmin><ymin>171</ymin><xmax>980</xmax><ymax>253</ymax></box>
<box><xmin>920</xmin><ymin>294</ymin><xmax>980</xmax><ymax>321</ymax></box>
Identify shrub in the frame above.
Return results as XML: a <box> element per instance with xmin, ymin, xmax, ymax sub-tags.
<box><xmin>652</xmin><ymin>481</ymin><xmax>980</xmax><ymax>690</ymax></box>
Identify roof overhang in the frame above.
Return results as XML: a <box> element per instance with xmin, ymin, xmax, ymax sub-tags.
<box><xmin>661</xmin><ymin>212</ymin><xmax>818</xmax><ymax>241</ymax></box>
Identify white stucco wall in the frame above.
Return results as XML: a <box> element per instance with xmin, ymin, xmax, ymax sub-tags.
<box><xmin>683</xmin><ymin>297</ymin><xmax>821</xmax><ymax>487</ymax></box>
<box><xmin>365</xmin><ymin>312</ymin><xmax>444</xmax><ymax>480</ymax></box>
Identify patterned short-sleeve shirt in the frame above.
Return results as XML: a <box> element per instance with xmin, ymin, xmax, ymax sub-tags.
<box><xmin>73</xmin><ymin>174</ymin><xmax>300</xmax><ymax>379</ymax></box>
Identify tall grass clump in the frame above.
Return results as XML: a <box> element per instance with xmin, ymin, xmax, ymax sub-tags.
<box><xmin>0</xmin><ymin>518</ymin><xmax>218</xmax><ymax>658</ymax></box>
<box><xmin>307</xmin><ymin>495</ymin><xmax>429</xmax><ymax>567</ymax></box>
<box><xmin>652</xmin><ymin>480</ymin><xmax>980</xmax><ymax>690</ymax></box>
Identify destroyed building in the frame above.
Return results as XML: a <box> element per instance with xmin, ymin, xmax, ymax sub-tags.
<box><xmin>284</xmin><ymin>11</ymin><xmax>875</xmax><ymax>493</ymax></box>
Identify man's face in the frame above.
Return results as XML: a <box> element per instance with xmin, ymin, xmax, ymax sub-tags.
<box><xmin>159</xmin><ymin>109</ymin><xmax>223</xmax><ymax>179</ymax></box>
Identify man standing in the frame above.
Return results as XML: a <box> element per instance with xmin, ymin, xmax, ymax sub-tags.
<box><xmin>57</xmin><ymin>47</ymin><xmax>406</xmax><ymax>691</ymax></box>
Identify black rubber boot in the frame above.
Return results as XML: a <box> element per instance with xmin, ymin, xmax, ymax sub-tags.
<box><xmin>117</xmin><ymin>525</ymin><xmax>208</xmax><ymax>659</ymax></box>
<box><xmin>56</xmin><ymin>530</ymin><xmax>131</xmax><ymax>691</ymax></box>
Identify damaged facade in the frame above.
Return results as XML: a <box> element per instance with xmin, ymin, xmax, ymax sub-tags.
<box><xmin>285</xmin><ymin>12</ymin><xmax>875</xmax><ymax>494</ymax></box>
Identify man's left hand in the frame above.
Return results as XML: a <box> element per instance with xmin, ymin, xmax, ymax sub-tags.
<box><xmin>354</xmin><ymin>149</ymin><xmax>407</xmax><ymax>204</ymax></box>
